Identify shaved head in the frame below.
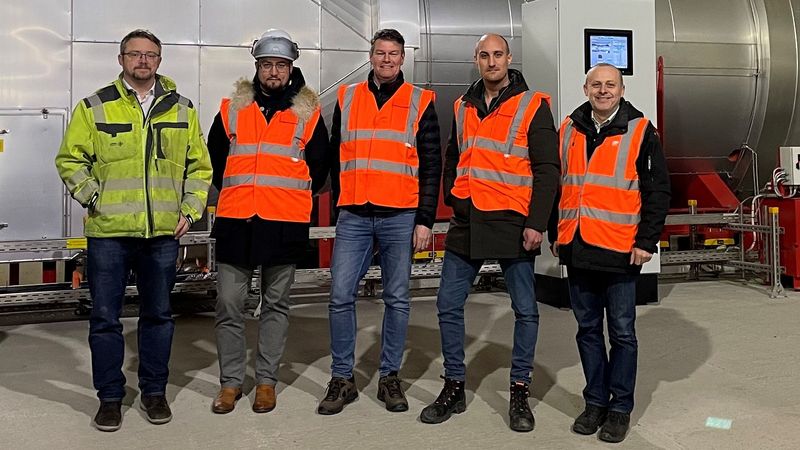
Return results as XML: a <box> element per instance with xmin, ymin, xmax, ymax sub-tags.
<box><xmin>475</xmin><ymin>33</ymin><xmax>510</xmax><ymax>57</ymax></box>
<box><xmin>585</xmin><ymin>63</ymin><xmax>624</xmax><ymax>87</ymax></box>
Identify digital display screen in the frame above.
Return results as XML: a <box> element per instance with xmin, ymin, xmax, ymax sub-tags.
<box><xmin>584</xmin><ymin>29</ymin><xmax>633</xmax><ymax>75</ymax></box>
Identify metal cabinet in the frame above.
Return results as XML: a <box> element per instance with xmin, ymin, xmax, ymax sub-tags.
<box><xmin>0</xmin><ymin>108</ymin><xmax>71</xmax><ymax>243</ymax></box>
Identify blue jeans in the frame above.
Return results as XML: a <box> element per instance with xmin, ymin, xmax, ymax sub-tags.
<box><xmin>328</xmin><ymin>210</ymin><xmax>415</xmax><ymax>379</ymax></box>
<box><xmin>436</xmin><ymin>250</ymin><xmax>540</xmax><ymax>384</ymax></box>
<box><xmin>87</xmin><ymin>236</ymin><xmax>178</xmax><ymax>401</ymax></box>
<box><xmin>567</xmin><ymin>267</ymin><xmax>638</xmax><ymax>414</ymax></box>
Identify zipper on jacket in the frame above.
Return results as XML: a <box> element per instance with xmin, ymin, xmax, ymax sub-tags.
<box><xmin>139</xmin><ymin>97</ymin><xmax>156</xmax><ymax>238</ymax></box>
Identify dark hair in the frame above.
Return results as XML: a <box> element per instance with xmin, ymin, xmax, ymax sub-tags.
<box><xmin>120</xmin><ymin>29</ymin><xmax>162</xmax><ymax>55</ymax></box>
<box><xmin>370</xmin><ymin>29</ymin><xmax>405</xmax><ymax>54</ymax></box>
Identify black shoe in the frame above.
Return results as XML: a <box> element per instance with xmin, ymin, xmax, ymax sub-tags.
<box><xmin>599</xmin><ymin>411</ymin><xmax>631</xmax><ymax>443</ymax></box>
<box><xmin>377</xmin><ymin>373</ymin><xmax>409</xmax><ymax>412</ymax></box>
<box><xmin>317</xmin><ymin>377</ymin><xmax>358</xmax><ymax>415</ymax></box>
<box><xmin>93</xmin><ymin>401</ymin><xmax>122</xmax><ymax>432</ymax></box>
<box><xmin>140</xmin><ymin>395</ymin><xmax>172</xmax><ymax>425</ymax></box>
<box><xmin>572</xmin><ymin>405</ymin><xmax>608</xmax><ymax>435</ymax></box>
<box><xmin>419</xmin><ymin>377</ymin><xmax>466</xmax><ymax>424</ymax></box>
<box><xmin>508</xmin><ymin>382</ymin><xmax>535</xmax><ymax>432</ymax></box>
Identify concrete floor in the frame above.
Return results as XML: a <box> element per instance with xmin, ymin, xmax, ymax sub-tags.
<box><xmin>1</xmin><ymin>280</ymin><xmax>799</xmax><ymax>449</ymax></box>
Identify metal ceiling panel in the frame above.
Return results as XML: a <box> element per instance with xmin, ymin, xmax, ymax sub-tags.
<box><xmin>200</xmin><ymin>0</ymin><xmax>320</xmax><ymax>48</ymax></box>
<box><xmin>73</xmin><ymin>0</ymin><xmax>200</xmax><ymax>44</ymax></box>
<box><xmin>71</xmin><ymin>43</ymin><xmax>200</xmax><ymax>113</ymax></box>
<box><xmin>0</xmin><ymin>0</ymin><xmax>71</xmax><ymax>108</ymax></box>
<box><xmin>322</xmin><ymin>0</ymin><xmax>372</xmax><ymax>50</ymax></box>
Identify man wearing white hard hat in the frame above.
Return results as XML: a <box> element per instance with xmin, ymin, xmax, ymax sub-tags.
<box><xmin>208</xmin><ymin>29</ymin><xmax>329</xmax><ymax>414</ymax></box>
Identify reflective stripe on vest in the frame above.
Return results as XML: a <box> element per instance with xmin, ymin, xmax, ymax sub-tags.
<box><xmin>450</xmin><ymin>90</ymin><xmax>545</xmax><ymax>215</ymax></box>
<box><xmin>216</xmin><ymin>95</ymin><xmax>317</xmax><ymax>222</ymax></box>
<box><xmin>336</xmin><ymin>81</ymin><xmax>433</xmax><ymax>208</ymax></box>
<box><xmin>227</xmin><ymin>107</ymin><xmax>307</xmax><ymax>161</ymax></box>
<box><xmin>222</xmin><ymin>174</ymin><xmax>312</xmax><ymax>190</ymax></box>
<box><xmin>339</xmin><ymin>83</ymin><xmax>424</xmax><ymax>179</ymax></box>
<box><xmin>556</xmin><ymin>116</ymin><xmax>648</xmax><ymax>252</ymax></box>
<box><xmin>455</xmin><ymin>91</ymin><xmax>534</xmax><ymax>160</ymax></box>
<box><xmin>340</xmin><ymin>158</ymin><xmax>419</xmax><ymax>178</ymax></box>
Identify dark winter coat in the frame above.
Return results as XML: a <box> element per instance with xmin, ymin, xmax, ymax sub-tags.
<box><xmin>547</xmin><ymin>99</ymin><xmax>671</xmax><ymax>274</ymax></box>
<box><xmin>443</xmin><ymin>69</ymin><xmax>560</xmax><ymax>260</ymax></box>
<box><xmin>208</xmin><ymin>67</ymin><xmax>330</xmax><ymax>269</ymax></box>
<box><xmin>329</xmin><ymin>70</ymin><xmax>442</xmax><ymax>228</ymax></box>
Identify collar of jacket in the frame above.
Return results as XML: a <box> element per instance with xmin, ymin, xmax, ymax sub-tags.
<box><xmin>367</xmin><ymin>69</ymin><xmax>406</xmax><ymax>96</ymax></box>
<box><xmin>569</xmin><ymin>98</ymin><xmax>644</xmax><ymax>137</ymax></box>
<box><xmin>461</xmin><ymin>68</ymin><xmax>529</xmax><ymax>117</ymax></box>
<box><xmin>114</xmin><ymin>73</ymin><xmax>176</xmax><ymax>102</ymax></box>
<box><xmin>229</xmin><ymin>67</ymin><xmax>319</xmax><ymax>121</ymax></box>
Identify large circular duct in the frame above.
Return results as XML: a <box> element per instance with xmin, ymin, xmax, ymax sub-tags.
<box><xmin>413</xmin><ymin>0</ymin><xmax>800</xmax><ymax>196</ymax></box>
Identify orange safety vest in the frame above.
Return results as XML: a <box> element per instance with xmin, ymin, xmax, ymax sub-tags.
<box><xmin>556</xmin><ymin>116</ymin><xmax>649</xmax><ymax>253</ymax></box>
<box><xmin>216</xmin><ymin>98</ymin><xmax>320</xmax><ymax>222</ymax></box>
<box><xmin>337</xmin><ymin>81</ymin><xmax>434</xmax><ymax>208</ymax></box>
<box><xmin>450</xmin><ymin>91</ymin><xmax>548</xmax><ymax>216</ymax></box>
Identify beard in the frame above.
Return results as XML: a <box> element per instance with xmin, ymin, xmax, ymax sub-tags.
<box><xmin>130</xmin><ymin>66</ymin><xmax>154</xmax><ymax>81</ymax></box>
<box><xmin>261</xmin><ymin>79</ymin><xmax>287</xmax><ymax>95</ymax></box>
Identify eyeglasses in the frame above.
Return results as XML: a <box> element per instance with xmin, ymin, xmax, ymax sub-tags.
<box><xmin>123</xmin><ymin>51</ymin><xmax>161</xmax><ymax>61</ymax></box>
<box><xmin>258</xmin><ymin>61</ymin><xmax>291</xmax><ymax>72</ymax></box>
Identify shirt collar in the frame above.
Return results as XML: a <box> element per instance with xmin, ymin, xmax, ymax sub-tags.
<box><xmin>122</xmin><ymin>78</ymin><xmax>155</xmax><ymax>98</ymax></box>
<box><xmin>591</xmin><ymin>105</ymin><xmax>620</xmax><ymax>132</ymax></box>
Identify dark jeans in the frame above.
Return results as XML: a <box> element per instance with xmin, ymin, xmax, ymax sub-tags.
<box><xmin>328</xmin><ymin>210</ymin><xmax>415</xmax><ymax>379</ymax></box>
<box><xmin>436</xmin><ymin>250</ymin><xmax>540</xmax><ymax>384</ymax></box>
<box><xmin>567</xmin><ymin>267</ymin><xmax>638</xmax><ymax>414</ymax></box>
<box><xmin>87</xmin><ymin>236</ymin><xmax>178</xmax><ymax>401</ymax></box>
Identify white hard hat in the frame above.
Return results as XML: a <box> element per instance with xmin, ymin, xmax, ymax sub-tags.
<box><xmin>251</xmin><ymin>29</ymin><xmax>299</xmax><ymax>61</ymax></box>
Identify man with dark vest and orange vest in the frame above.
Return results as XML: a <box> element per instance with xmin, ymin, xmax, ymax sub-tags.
<box><xmin>549</xmin><ymin>63</ymin><xmax>670</xmax><ymax>443</ymax></box>
<box><xmin>420</xmin><ymin>34</ymin><xmax>559</xmax><ymax>432</ymax></box>
<box><xmin>207</xmin><ymin>29</ymin><xmax>329</xmax><ymax>415</ymax></box>
<box><xmin>318</xmin><ymin>28</ymin><xmax>441</xmax><ymax>415</ymax></box>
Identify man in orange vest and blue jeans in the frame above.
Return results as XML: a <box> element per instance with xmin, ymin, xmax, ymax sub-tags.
<box><xmin>420</xmin><ymin>33</ymin><xmax>560</xmax><ymax>432</ymax></box>
<box><xmin>318</xmin><ymin>28</ymin><xmax>441</xmax><ymax>415</ymax></box>
<box><xmin>550</xmin><ymin>63</ymin><xmax>670</xmax><ymax>443</ymax></box>
<box><xmin>207</xmin><ymin>29</ymin><xmax>329</xmax><ymax>415</ymax></box>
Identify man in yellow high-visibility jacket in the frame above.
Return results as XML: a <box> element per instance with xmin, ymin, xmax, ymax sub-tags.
<box><xmin>55</xmin><ymin>29</ymin><xmax>212</xmax><ymax>432</ymax></box>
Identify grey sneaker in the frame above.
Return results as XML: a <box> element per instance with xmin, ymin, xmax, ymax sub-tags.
<box><xmin>317</xmin><ymin>377</ymin><xmax>358</xmax><ymax>415</ymax></box>
<box><xmin>377</xmin><ymin>373</ymin><xmax>409</xmax><ymax>412</ymax></box>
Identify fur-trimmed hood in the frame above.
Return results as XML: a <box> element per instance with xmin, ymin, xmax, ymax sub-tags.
<box><xmin>228</xmin><ymin>73</ymin><xmax>319</xmax><ymax>122</ymax></box>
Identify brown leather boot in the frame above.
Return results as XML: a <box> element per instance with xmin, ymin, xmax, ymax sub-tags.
<box><xmin>211</xmin><ymin>387</ymin><xmax>242</xmax><ymax>414</ymax></box>
<box><xmin>252</xmin><ymin>384</ymin><xmax>276</xmax><ymax>413</ymax></box>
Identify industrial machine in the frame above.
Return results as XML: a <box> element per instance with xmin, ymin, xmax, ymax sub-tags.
<box><xmin>521</xmin><ymin>0</ymin><xmax>661</xmax><ymax>306</ymax></box>
<box><xmin>4</xmin><ymin>0</ymin><xmax>800</xmax><ymax>307</ymax></box>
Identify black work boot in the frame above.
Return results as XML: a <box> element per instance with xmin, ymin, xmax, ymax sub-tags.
<box><xmin>599</xmin><ymin>411</ymin><xmax>631</xmax><ymax>443</ymax></box>
<box><xmin>420</xmin><ymin>377</ymin><xmax>466</xmax><ymax>424</ymax></box>
<box><xmin>572</xmin><ymin>405</ymin><xmax>608</xmax><ymax>435</ymax></box>
<box><xmin>508</xmin><ymin>381</ymin><xmax>535</xmax><ymax>432</ymax></box>
<box><xmin>377</xmin><ymin>372</ymin><xmax>409</xmax><ymax>412</ymax></box>
<box><xmin>93</xmin><ymin>401</ymin><xmax>122</xmax><ymax>432</ymax></box>
<box><xmin>317</xmin><ymin>377</ymin><xmax>358</xmax><ymax>415</ymax></box>
<box><xmin>140</xmin><ymin>395</ymin><xmax>172</xmax><ymax>424</ymax></box>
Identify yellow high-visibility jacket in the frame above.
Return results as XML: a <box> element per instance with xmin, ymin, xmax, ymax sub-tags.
<box><xmin>56</xmin><ymin>74</ymin><xmax>212</xmax><ymax>238</ymax></box>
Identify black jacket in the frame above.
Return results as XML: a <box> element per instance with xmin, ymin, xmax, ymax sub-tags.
<box><xmin>329</xmin><ymin>70</ymin><xmax>442</xmax><ymax>228</ymax></box>
<box><xmin>208</xmin><ymin>67</ymin><xmax>330</xmax><ymax>269</ymax></box>
<box><xmin>548</xmin><ymin>99</ymin><xmax>671</xmax><ymax>274</ymax></box>
<box><xmin>443</xmin><ymin>69</ymin><xmax>560</xmax><ymax>260</ymax></box>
